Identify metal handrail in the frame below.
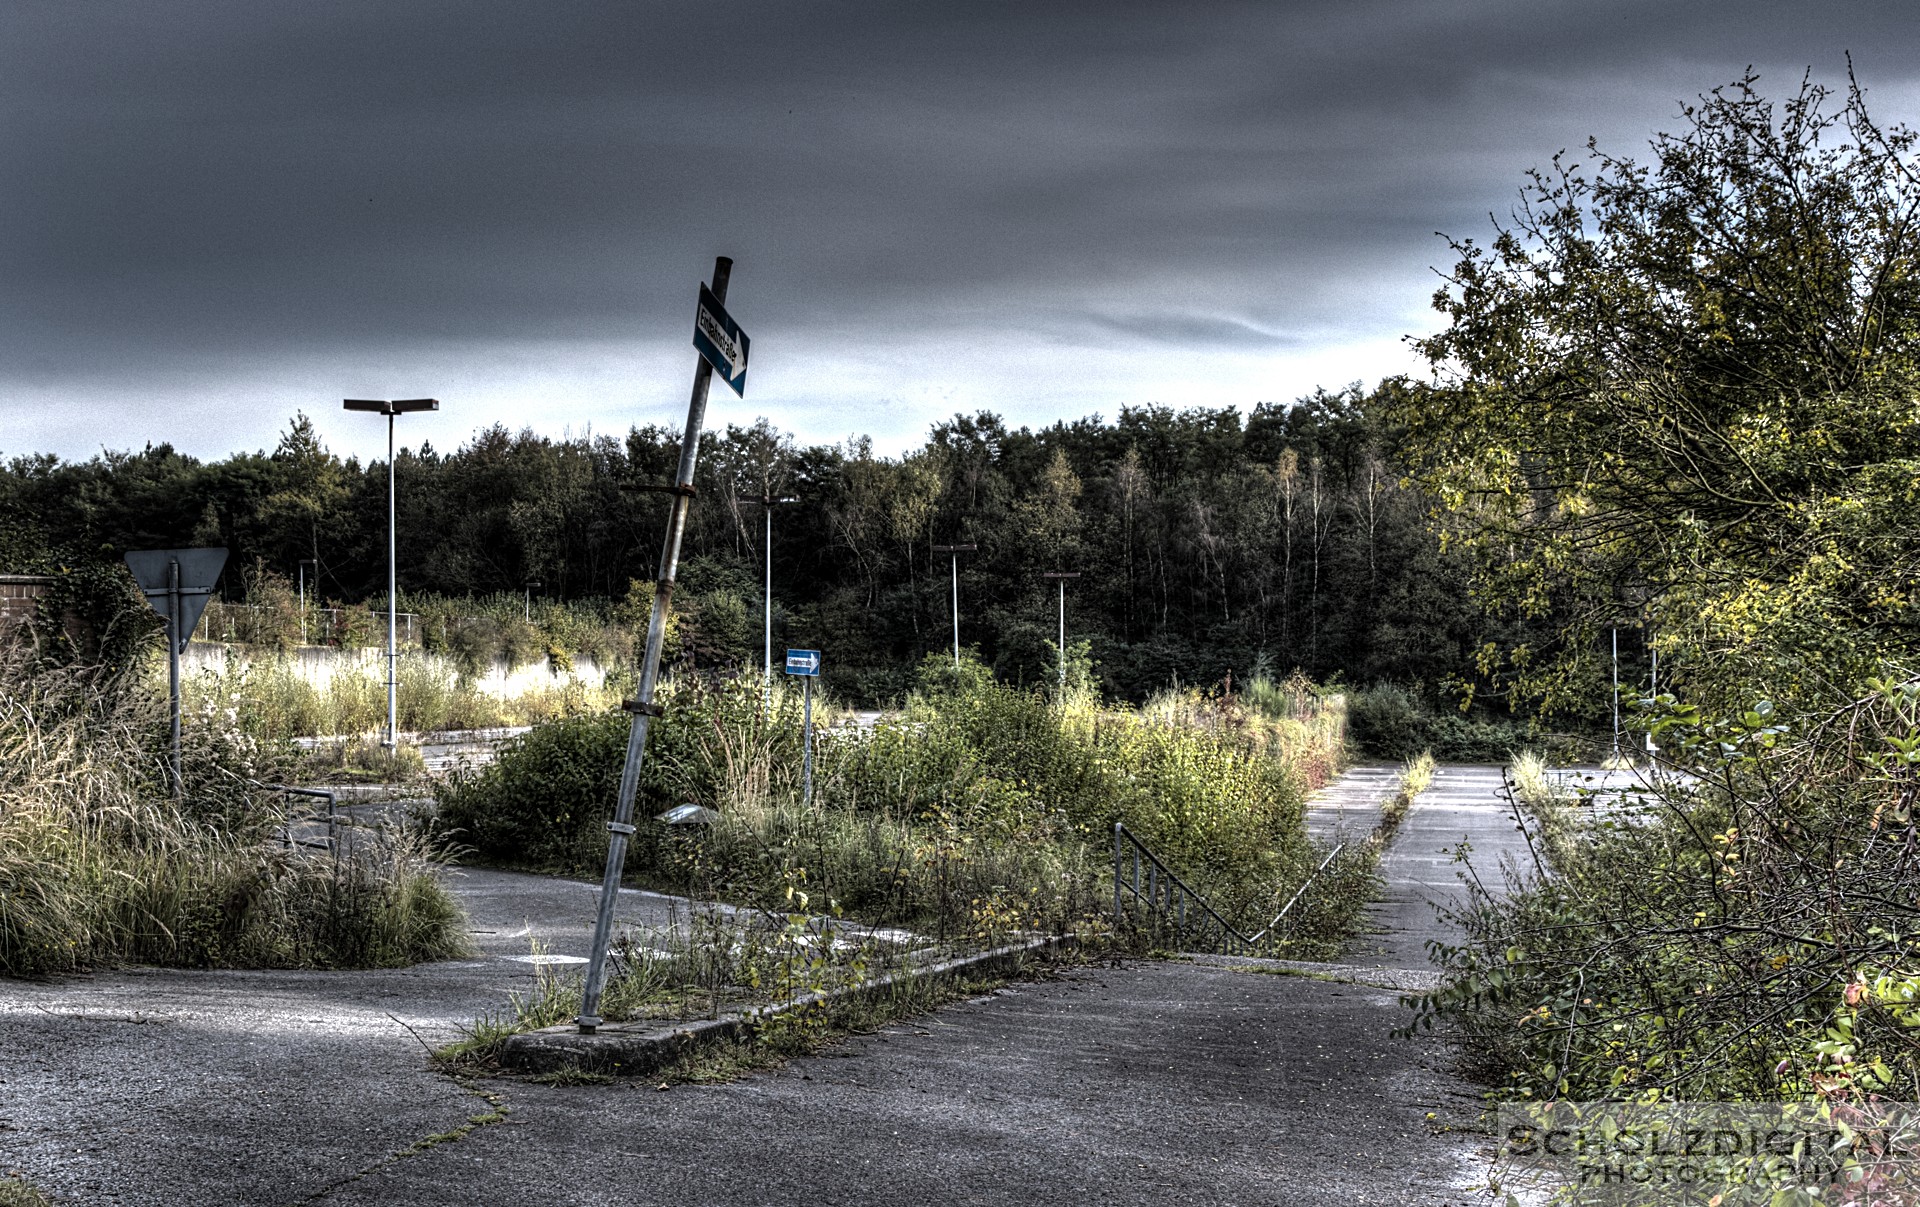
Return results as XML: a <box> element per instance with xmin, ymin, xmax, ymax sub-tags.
<box><xmin>1247</xmin><ymin>842</ymin><xmax>1345</xmax><ymax>943</ymax></box>
<box><xmin>1112</xmin><ymin>822</ymin><xmax>1257</xmax><ymax>954</ymax></box>
<box><xmin>263</xmin><ymin>784</ymin><xmax>338</xmax><ymax>851</ymax></box>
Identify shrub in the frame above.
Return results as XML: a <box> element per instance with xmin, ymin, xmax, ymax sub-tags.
<box><xmin>436</xmin><ymin>656</ymin><xmax>1362</xmax><ymax>950</ymax></box>
<box><xmin>1414</xmin><ymin>681</ymin><xmax>1920</xmax><ymax>1103</ymax></box>
<box><xmin>435</xmin><ymin>709</ymin><xmax>637</xmax><ymax>871</ymax></box>
<box><xmin>1346</xmin><ymin>682</ymin><xmax>1569</xmax><ymax>762</ymax></box>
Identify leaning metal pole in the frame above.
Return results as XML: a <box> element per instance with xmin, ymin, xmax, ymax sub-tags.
<box><xmin>577</xmin><ymin>256</ymin><xmax>732</xmax><ymax>1032</ymax></box>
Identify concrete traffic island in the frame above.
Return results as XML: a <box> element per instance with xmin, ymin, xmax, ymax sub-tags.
<box><xmin>502</xmin><ymin>934</ymin><xmax>1076</xmax><ymax>1076</ymax></box>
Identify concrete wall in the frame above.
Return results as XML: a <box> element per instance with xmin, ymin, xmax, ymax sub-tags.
<box><xmin>179</xmin><ymin>643</ymin><xmax>611</xmax><ymax>698</ymax></box>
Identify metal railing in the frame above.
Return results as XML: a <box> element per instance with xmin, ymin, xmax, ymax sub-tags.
<box><xmin>1112</xmin><ymin>822</ymin><xmax>1258</xmax><ymax>954</ymax></box>
<box><xmin>1112</xmin><ymin>823</ymin><xmax>1349</xmax><ymax>955</ymax></box>
<box><xmin>265</xmin><ymin>784</ymin><xmax>338</xmax><ymax>852</ymax></box>
<box><xmin>1248</xmin><ymin>842</ymin><xmax>1345</xmax><ymax>944</ymax></box>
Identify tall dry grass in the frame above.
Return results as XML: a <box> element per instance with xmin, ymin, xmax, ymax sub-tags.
<box><xmin>182</xmin><ymin>651</ymin><xmax>622</xmax><ymax>742</ymax></box>
<box><xmin>0</xmin><ymin>653</ymin><xmax>468</xmax><ymax>976</ymax></box>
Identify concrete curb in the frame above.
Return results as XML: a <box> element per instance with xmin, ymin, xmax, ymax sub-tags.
<box><xmin>501</xmin><ymin>934</ymin><xmax>1076</xmax><ymax>1076</ymax></box>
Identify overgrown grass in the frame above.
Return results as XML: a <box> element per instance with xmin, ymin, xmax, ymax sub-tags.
<box><xmin>181</xmin><ymin>651</ymin><xmax>620</xmax><ymax>743</ymax></box>
<box><xmin>0</xmin><ymin>654</ymin><xmax>470</xmax><ymax>976</ymax></box>
<box><xmin>435</xmin><ymin>657</ymin><xmax>1353</xmax><ymax>951</ymax></box>
<box><xmin>436</xmin><ymin>906</ymin><xmax>1043</xmax><ymax>1078</ymax></box>
<box><xmin>201</xmin><ymin>577</ymin><xmax>636</xmax><ymax>672</ymax></box>
<box><xmin>300</xmin><ymin>737</ymin><xmax>429</xmax><ymax>784</ymax></box>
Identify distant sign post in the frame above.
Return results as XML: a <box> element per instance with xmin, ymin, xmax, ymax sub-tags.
<box><xmin>692</xmin><ymin>283</ymin><xmax>750</xmax><ymax>397</ymax></box>
<box><xmin>786</xmin><ymin>649</ymin><xmax>821</xmax><ymax>806</ymax></box>
<box><xmin>125</xmin><ymin>548</ymin><xmax>228</xmax><ymax>797</ymax></box>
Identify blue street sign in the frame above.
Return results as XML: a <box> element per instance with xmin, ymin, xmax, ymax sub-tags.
<box><xmin>692</xmin><ymin>283</ymin><xmax>750</xmax><ymax>397</ymax></box>
<box><xmin>784</xmin><ymin>648</ymin><xmax>821</xmax><ymax>676</ymax></box>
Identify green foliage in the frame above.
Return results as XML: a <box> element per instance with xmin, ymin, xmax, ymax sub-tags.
<box><xmin>1412</xmin><ymin>680</ymin><xmax>1920</xmax><ymax>1103</ymax></box>
<box><xmin>1346</xmin><ymin>683</ymin><xmax>1555</xmax><ymax>762</ymax></box>
<box><xmin>436</xmin><ymin>709</ymin><xmax>637</xmax><ymax>871</ymax></box>
<box><xmin>436</xmin><ymin>656</ymin><xmax>1360</xmax><ymax>950</ymax></box>
<box><xmin>1390</xmin><ymin>69</ymin><xmax>1920</xmax><ymax>718</ymax></box>
<box><xmin>3</xmin><ymin>394</ymin><xmax>1493</xmax><ymax>707</ymax></box>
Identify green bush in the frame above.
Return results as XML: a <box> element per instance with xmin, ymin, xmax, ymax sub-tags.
<box><xmin>435</xmin><ymin>710</ymin><xmax>639</xmax><ymax>871</ymax></box>
<box><xmin>1414</xmin><ymin>684</ymin><xmax>1920</xmax><ymax>1103</ymax></box>
<box><xmin>436</xmin><ymin>656</ymin><xmax>1361</xmax><ymax>950</ymax></box>
<box><xmin>1347</xmin><ymin>683</ymin><xmax>1553</xmax><ymax>762</ymax></box>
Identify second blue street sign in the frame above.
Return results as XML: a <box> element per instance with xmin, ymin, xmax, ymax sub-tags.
<box><xmin>785</xmin><ymin>648</ymin><xmax>821</xmax><ymax>676</ymax></box>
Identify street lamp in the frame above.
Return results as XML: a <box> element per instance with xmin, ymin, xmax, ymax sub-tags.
<box><xmin>1610</xmin><ymin>626</ymin><xmax>1620</xmax><ymax>765</ymax></box>
<box><xmin>524</xmin><ymin>579</ymin><xmax>542</xmax><ymax>623</ymax></box>
<box><xmin>1041</xmin><ymin>571</ymin><xmax>1082</xmax><ymax>689</ymax></box>
<box><xmin>741</xmin><ymin>494</ymin><xmax>799</xmax><ymax>706</ymax></box>
<box><xmin>343</xmin><ymin>397</ymin><xmax>439</xmax><ymax>748</ymax></box>
<box><xmin>297</xmin><ymin>558</ymin><xmax>318</xmax><ymax>644</ymax></box>
<box><xmin>931</xmin><ymin>544</ymin><xmax>977</xmax><ymax>668</ymax></box>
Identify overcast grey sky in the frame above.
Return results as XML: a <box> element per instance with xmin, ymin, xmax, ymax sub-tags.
<box><xmin>4</xmin><ymin>1</ymin><xmax>1917</xmax><ymax>465</ymax></box>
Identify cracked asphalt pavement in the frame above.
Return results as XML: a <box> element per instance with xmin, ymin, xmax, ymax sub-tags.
<box><xmin>2</xmin><ymin>767</ymin><xmax>1519</xmax><ymax>1205</ymax></box>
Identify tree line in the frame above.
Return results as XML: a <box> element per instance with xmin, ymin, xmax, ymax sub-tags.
<box><xmin>0</xmin><ymin>389</ymin><xmax>1503</xmax><ymax>704</ymax></box>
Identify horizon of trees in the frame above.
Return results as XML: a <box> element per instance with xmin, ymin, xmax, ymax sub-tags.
<box><xmin>0</xmin><ymin>388</ymin><xmax>1520</xmax><ymax>706</ymax></box>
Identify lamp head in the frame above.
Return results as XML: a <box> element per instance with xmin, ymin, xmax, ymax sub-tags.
<box><xmin>343</xmin><ymin>398</ymin><xmax>439</xmax><ymax>415</ymax></box>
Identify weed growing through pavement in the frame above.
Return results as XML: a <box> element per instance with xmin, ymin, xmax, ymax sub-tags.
<box><xmin>434</xmin><ymin>897</ymin><xmax>1022</xmax><ymax>1075</ymax></box>
<box><xmin>0</xmin><ymin>1174</ymin><xmax>50</xmax><ymax>1207</ymax></box>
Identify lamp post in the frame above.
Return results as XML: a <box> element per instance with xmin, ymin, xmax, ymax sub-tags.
<box><xmin>297</xmin><ymin>558</ymin><xmax>318</xmax><ymax>645</ymax></box>
<box><xmin>343</xmin><ymin>398</ymin><xmax>439</xmax><ymax>748</ymax></box>
<box><xmin>1610</xmin><ymin>627</ymin><xmax>1620</xmax><ymax>764</ymax></box>
<box><xmin>1041</xmin><ymin>571</ymin><xmax>1081</xmax><ymax>689</ymax></box>
<box><xmin>742</xmin><ymin>494</ymin><xmax>799</xmax><ymax>707</ymax></box>
<box><xmin>931</xmin><ymin>544</ymin><xmax>976</xmax><ymax>668</ymax></box>
<box><xmin>524</xmin><ymin>579</ymin><xmax>542</xmax><ymax>623</ymax></box>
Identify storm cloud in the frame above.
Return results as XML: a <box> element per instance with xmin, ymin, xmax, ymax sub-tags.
<box><xmin>3</xmin><ymin>0</ymin><xmax>1917</xmax><ymax>462</ymax></box>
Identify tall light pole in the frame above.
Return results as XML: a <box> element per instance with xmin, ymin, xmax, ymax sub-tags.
<box><xmin>932</xmin><ymin>543</ymin><xmax>976</xmax><ymax>668</ymax></box>
<box><xmin>344</xmin><ymin>398</ymin><xmax>439</xmax><ymax>748</ymax></box>
<box><xmin>297</xmin><ymin>558</ymin><xmax>318</xmax><ymax>644</ymax></box>
<box><xmin>1610</xmin><ymin>626</ymin><xmax>1620</xmax><ymax>764</ymax></box>
<box><xmin>742</xmin><ymin>494</ymin><xmax>798</xmax><ymax>707</ymax></box>
<box><xmin>1646</xmin><ymin>632</ymin><xmax>1659</xmax><ymax>756</ymax></box>
<box><xmin>1041</xmin><ymin>571</ymin><xmax>1081</xmax><ymax>689</ymax></box>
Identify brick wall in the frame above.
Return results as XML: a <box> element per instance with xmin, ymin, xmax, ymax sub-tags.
<box><xmin>0</xmin><ymin>575</ymin><xmax>54</xmax><ymax>638</ymax></box>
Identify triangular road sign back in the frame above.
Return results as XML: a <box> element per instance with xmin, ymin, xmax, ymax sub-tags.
<box><xmin>124</xmin><ymin>548</ymin><xmax>228</xmax><ymax>651</ymax></box>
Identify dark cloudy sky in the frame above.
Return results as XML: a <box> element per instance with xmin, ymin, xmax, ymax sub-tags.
<box><xmin>4</xmin><ymin>1</ymin><xmax>1916</xmax><ymax>465</ymax></box>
